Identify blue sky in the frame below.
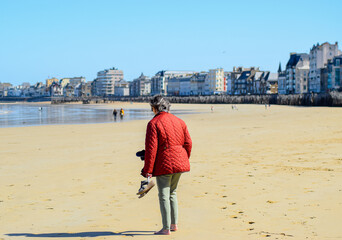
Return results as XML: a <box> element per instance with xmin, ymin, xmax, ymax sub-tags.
<box><xmin>0</xmin><ymin>0</ymin><xmax>341</xmax><ymax>85</ymax></box>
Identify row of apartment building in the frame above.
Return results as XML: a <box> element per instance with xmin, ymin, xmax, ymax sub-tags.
<box><xmin>0</xmin><ymin>67</ymin><xmax>285</xmax><ymax>98</ymax></box>
<box><xmin>278</xmin><ymin>42</ymin><xmax>342</xmax><ymax>94</ymax></box>
<box><xmin>2</xmin><ymin>42</ymin><xmax>341</xmax><ymax>98</ymax></box>
<box><xmin>0</xmin><ymin>77</ymin><xmax>90</xmax><ymax>98</ymax></box>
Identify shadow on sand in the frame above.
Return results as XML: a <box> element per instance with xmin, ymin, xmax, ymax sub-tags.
<box><xmin>6</xmin><ymin>231</ymin><xmax>155</xmax><ymax>237</ymax></box>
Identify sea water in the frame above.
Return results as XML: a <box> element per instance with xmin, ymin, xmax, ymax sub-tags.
<box><xmin>0</xmin><ymin>103</ymin><xmax>192</xmax><ymax>128</ymax></box>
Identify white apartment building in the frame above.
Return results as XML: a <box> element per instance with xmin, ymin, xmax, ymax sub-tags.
<box><xmin>94</xmin><ymin>68</ymin><xmax>124</xmax><ymax>96</ymax></box>
<box><xmin>151</xmin><ymin>70</ymin><xmax>196</xmax><ymax>96</ymax></box>
<box><xmin>204</xmin><ymin>68</ymin><xmax>225</xmax><ymax>95</ymax></box>
<box><xmin>295</xmin><ymin>56</ymin><xmax>310</xmax><ymax>94</ymax></box>
<box><xmin>114</xmin><ymin>80</ymin><xmax>130</xmax><ymax>96</ymax></box>
<box><xmin>309</xmin><ymin>42</ymin><xmax>341</xmax><ymax>93</ymax></box>
<box><xmin>167</xmin><ymin>73</ymin><xmax>207</xmax><ymax>96</ymax></box>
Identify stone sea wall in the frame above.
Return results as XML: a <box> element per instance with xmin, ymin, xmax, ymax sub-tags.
<box><xmin>112</xmin><ymin>92</ymin><xmax>342</xmax><ymax>107</ymax></box>
<box><xmin>2</xmin><ymin>93</ymin><xmax>342</xmax><ymax>106</ymax></box>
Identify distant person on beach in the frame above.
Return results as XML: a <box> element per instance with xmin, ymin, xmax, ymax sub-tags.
<box><xmin>120</xmin><ymin>108</ymin><xmax>124</xmax><ymax>119</ymax></box>
<box><xmin>113</xmin><ymin>109</ymin><xmax>117</xmax><ymax>120</ymax></box>
<box><xmin>211</xmin><ymin>105</ymin><xmax>214</xmax><ymax>112</ymax></box>
<box><xmin>141</xmin><ymin>95</ymin><xmax>192</xmax><ymax>235</ymax></box>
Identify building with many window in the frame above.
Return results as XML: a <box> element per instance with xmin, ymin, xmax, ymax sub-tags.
<box><xmin>285</xmin><ymin>53</ymin><xmax>309</xmax><ymax>94</ymax></box>
<box><xmin>130</xmin><ymin>73</ymin><xmax>151</xmax><ymax>96</ymax></box>
<box><xmin>325</xmin><ymin>55</ymin><xmax>342</xmax><ymax>91</ymax></box>
<box><xmin>93</xmin><ymin>68</ymin><xmax>124</xmax><ymax>96</ymax></box>
<box><xmin>114</xmin><ymin>80</ymin><xmax>130</xmax><ymax>96</ymax></box>
<box><xmin>204</xmin><ymin>68</ymin><xmax>225</xmax><ymax>95</ymax></box>
<box><xmin>151</xmin><ymin>70</ymin><xmax>196</xmax><ymax>95</ymax></box>
<box><xmin>309</xmin><ymin>42</ymin><xmax>341</xmax><ymax>93</ymax></box>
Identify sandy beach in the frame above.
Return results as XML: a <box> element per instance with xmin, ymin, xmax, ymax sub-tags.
<box><xmin>1</xmin><ymin>103</ymin><xmax>342</xmax><ymax>240</ymax></box>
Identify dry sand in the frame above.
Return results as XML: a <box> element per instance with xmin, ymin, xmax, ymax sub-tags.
<box><xmin>1</xmin><ymin>103</ymin><xmax>342</xmax><ymax>240</ymax></box>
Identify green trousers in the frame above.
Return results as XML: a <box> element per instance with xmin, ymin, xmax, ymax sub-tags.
<box><xmin>156</xmin><ymin>173</ymin><xmax>182</xmax><ymax>230</ymax></box>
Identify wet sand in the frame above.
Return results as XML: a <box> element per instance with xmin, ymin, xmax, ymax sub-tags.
<box><xmin>1</xmin><ymin>103</ymin><xmax>342</xmax><ymax>240</ymax></box>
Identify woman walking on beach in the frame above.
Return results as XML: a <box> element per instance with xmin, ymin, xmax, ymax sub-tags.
<box><xmin>141</xmin><ymin>95</ymin><xmax>192</xmax><ymax>235</ymax></box>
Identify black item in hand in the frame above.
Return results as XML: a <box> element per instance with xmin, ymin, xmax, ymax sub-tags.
<box><xmin>136</xmin><ymin>150</ymin><xmax>145</xmax><ymax>161</ymax></box>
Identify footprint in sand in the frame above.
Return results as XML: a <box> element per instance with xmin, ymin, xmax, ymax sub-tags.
<box><xmin>266</xmin><ymin>200</ymin><xmax>277</xmax><ymax>204</ymax></box>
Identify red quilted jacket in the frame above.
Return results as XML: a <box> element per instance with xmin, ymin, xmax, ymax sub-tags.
<box><xmin>142</xmin><ymin>111</ymin><xmax>192</xmax><ymax>177</ymax></box>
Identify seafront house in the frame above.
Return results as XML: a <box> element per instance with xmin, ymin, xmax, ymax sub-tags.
<box><xmin>167</xmin><ymin>75</ymin><xmax>196</xmax><ymax>96</ymax></box>
<box><xmin>228</xmin><ymin>67</ymin><xmax>254</xmax><ymax>95</ymax></box>
<box><xmin>285</xmin><ymin>53</ymin><xmax>309</xmax><ymax>94</ymax></box>
<box><xmin>309</xmin><ymin>42</ymin><xmax>341</xmax><ymax>93</ymax></box>
<box><xmin>233</xmin><ymin>69</ymin><xmax>253</xmax><ymax>95</ymax></box>
<box><xmin>325</xmin><ymin>55</ymin><xmax>342</xmax><ymax>91</ymax></box>
<box><xmin>82</xmin><ymin>82</ymin><xmax>93</xmax><ymax>97</ymax></box>
<box><xmin>227</xmin><ymin>67</ymin><xmax>245</xmax><ymax>95</ymax></box>
<box><xmin>204</xmin><ymin>68</ymin><xmax>225</xmax><ymax>95</ymax></box>
<box><xmin>69</xmin><ymin>77</ymin><xmax>85</xmax><ymax>87</ymax></box>
<box><xmin>254</xmin><ymin>71</ymin><xmax>266</xmax><ymax>95</ymax></box>
<box><xmin>231</xmin><ymin>67</ymin><xmax>265</xmax><ymax>95</ymax></box>
<box><xmin>93</xmin><ymin>68</ymin><xmax>124</xmax><ymax>96</ymax></box>
<box><xmin>63</xmin><ymin>83</ymin><xmax>74</xmax><ymax>97</ymax></box>
<box><xmin>266</xmin><ymin>72</ymin><xmax>278</xmax><ymax>94</ymax></box>
<box><xmin>295</xmin><ymin>55</ymin><xmax>310</xmax><ymax>94</ymax></box>
<box><xmin>130</xmin><ymin>73</ymin><xmax>151</xmax><ymax>96</ymax></box>
<box><xmin>150</xmin><ymin>70</ymin><xmax>196</xmax><ymax>95</ymax></box>
<box><xmin>0</xmin><ymin>82</ymin><xmax>13</xmax><ymax>97</ymax></box>
<box><xmin>277</xmin><ymin>63</ymin><xmax>287</xmax><ymax>95</ymax></box>
<box><xmin>190</xmin><ymin>72</ymin><xmax>207</xmax><ymax>95</ymax></box>
<box><xmin>60</xmin><ymin>78</ymin><xmax>70</xmax><ymax>88</ymax></box>
<box><xmin>225</xmin><ymin>72</ymin><xmax>233</xmax><ymax>95</ymax></box>
<box><xmin>50</xmin><ymin>82</ymin><xmax>63</xmax><ymax>96</ymax></box>
<box><xmin>6</xmin><ymin>87</ymin><xmax>22</xmax><ymax>97</ymax></box>
<box><xmin>167</xmin><ymin>76</ymin><xmax>181</xmax><ymax>96</ymax></box>
<box><xmin>163</xmin><ymin>72</ymin><xmax>207</xmax><ymax>96</ymax></box>
<box><xmin>46</xmin><ymin>78</ymin><xmax>59</xmax><ymax>88</ymax></box>
<box><xmin>114</xmin><ymin>80</ymin><xmax>130</xmax><ymax>96</ymax></box>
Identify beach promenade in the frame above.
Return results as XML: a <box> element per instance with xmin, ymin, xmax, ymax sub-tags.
<box><xmin>0</xmin><ymin>103</ymin><xmax>341</xmax><ymax>240</ymax></box>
